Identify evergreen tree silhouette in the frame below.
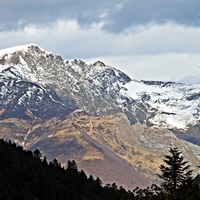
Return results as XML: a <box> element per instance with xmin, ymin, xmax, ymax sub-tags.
<box><xmin>158</xmin><ymin>147</ymin><xmax>193</xmax><ymax>193</ymax></box>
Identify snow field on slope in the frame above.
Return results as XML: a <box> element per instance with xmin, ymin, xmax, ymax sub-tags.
<box><xmin>124</xmin><ymin>80</ymin><xmax>200</xmax><ymax>129</ymax></box>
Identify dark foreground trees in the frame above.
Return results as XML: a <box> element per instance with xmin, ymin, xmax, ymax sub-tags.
<box><xmin>1</xmin><ymin>139</ymin><xmax>200</xmax><ymax>200</ymax></box>
<box><xmin>158</xmin><ymin>147</ymin><xmax>193</xmax><ymax>193</ymax></box>
<box><xmin>0</xmin><ymin>139</ymin><xmax>127</xmax><ymax>200</ymax></box>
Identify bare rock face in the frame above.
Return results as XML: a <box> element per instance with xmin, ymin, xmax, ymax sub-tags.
<box><xmin>0</xmin><ymin>44</ymin><xmax>200</xmax><ymax>188</ymax></box>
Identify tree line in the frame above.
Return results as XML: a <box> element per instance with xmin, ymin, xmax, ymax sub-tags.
<box><xmin>0</xmin><ymin>139</ymin><xmax>200</xmax><ymax>199</ymax></box>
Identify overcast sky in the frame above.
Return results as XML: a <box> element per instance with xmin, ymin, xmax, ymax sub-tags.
<box><xmin>1</xmin><ymin>0</ymin><xmax>200</xmax><ymax>84</ymax></box>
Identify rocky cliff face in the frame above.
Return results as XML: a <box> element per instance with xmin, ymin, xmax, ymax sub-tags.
<box><xmin>0</xmin><ymin>44</ymin><xmax>200</xmax><ymax>188</ymax></box>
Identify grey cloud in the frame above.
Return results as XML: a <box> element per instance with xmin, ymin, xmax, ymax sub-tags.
<box><xmin>1</xmin><ymin>0</ymin><xmax>200</xmax><ymax>33</ymax></box>
<box><xmin>0</xmin><ymin>0</ymin><xmax>120</xmax><ymax>31</ymax></box>
<box><xmin>102</xmin><ymin>0</ymin><xmax>200</xmax><ymax>32</ymax></box>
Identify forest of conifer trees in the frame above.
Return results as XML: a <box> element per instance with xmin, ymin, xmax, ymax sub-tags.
<box><xmin>0</xmin><ymin>139</ymin><xmax>200</xmax><ymax>200</ymax></box>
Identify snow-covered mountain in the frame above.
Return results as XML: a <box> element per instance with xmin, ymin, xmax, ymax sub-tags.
<box><xmin>0</xmin><ymin>44</ymin><xmax>200</xmax><ymax>186</ymax></box>
<box><xmin>1</xmin><ymin>44</ymin><xmax>200</xmax><ymax>131</ymax></box>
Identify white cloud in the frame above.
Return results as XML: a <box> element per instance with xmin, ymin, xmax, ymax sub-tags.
<box><xmin>93</xmin><ymin>54</ymin><xmax>200</xmax><ymax>83</ymax></box>
<box><xmin>0</xmin><ymin>19</ymin><xmax>200</xmax><ymax>84</ymax></box>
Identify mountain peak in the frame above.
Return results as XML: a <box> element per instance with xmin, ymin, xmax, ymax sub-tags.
<box><xmin>93</xmin><ymin>60</ymin><xmax>106</xmax><ymax>67</ymax></box>
<box><xmin>0</xmin><ymin>44</ymin><xmax>38</xmax><ymax>55</ymax></box>
<box><xmin>0</xmin><ymin>44</ymin><xmax>55</xmax><ymax>63</ymax></box>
